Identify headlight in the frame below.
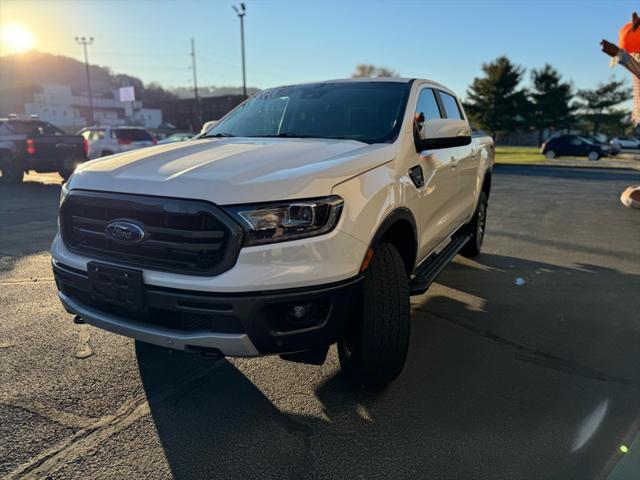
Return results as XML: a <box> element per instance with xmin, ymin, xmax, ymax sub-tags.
<box><xmin>225</xmin><ymin>196</ymin><xmax>343</xmax><ymax>246</ymax></box>
<box><xmin>59</xmin><ymin>181</ymin><xmax>70</xmax><ymax>206</ymax></box>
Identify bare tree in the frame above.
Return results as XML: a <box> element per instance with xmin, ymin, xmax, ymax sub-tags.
<box><xmin>352</xmin><ymin>64</ymin><xmax>399</xmax><ymax>78</ymax></box>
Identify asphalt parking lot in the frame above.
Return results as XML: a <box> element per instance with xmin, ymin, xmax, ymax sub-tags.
<box><xmin>1</xmin><ymin>165</ymin><xmax>639</xmax><ymax>479</ymax></box>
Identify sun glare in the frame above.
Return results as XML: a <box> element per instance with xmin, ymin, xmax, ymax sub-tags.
<box><xmin>0</xmin><ymin>23</ymin><xmax>36</xmax><ymax>54</ymax></box>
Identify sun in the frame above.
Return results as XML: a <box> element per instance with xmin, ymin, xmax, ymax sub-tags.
<box><xmin>0</xmin><ymin>23</ymin><xmax>36</xmax><ymax>54</ymax></box>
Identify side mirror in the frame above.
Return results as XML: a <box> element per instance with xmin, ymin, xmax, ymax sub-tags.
<box><xmin>414</xmin><ymin>118</ymin><xmax>472</xmax><ymax>152</ymax></box>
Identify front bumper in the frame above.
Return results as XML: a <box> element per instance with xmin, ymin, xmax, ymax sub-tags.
<box><xmin>53</xmin><ymin>261</ymin><xmax>363</xmax><ymax>357</ymax></box>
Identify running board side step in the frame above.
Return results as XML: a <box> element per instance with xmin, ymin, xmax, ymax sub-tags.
<box><xmin>409</xmin><ymin>233</ymin><xmax>471</xmax><ymax>296</ymax></box>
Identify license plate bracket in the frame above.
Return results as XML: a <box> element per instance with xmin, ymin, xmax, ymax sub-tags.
<box><xmin>87</xmin><ymin>262</ymin><xmax>144</xmax><ymax>309</ymax></box>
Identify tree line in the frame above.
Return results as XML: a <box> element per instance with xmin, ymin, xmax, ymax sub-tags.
<box><xmin>353</xmin><ymin>58</ymin><xmax>633</xmax><ymax>143</ymax></box>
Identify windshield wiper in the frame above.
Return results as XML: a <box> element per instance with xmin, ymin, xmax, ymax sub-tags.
<box><xmin>202</xmin><ymin>132</ymin><xmax>235</xmax><ymax>138</ymax></box>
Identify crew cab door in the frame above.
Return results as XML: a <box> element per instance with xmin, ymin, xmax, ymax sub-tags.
<box><xmin>412</xmin><ymin>87</ymin><xmax>462</xmax><ymax>259</ymax></box>
<box><xmin>435</xmin><ymin>90</ymin><xmax>477</xmax><ymax>227</ymax></box>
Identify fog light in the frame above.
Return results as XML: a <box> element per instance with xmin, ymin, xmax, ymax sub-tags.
<box><xmin>289</xmin><ymin>304</ymin><xmax>308</xmax><ymax>320</ymax></box>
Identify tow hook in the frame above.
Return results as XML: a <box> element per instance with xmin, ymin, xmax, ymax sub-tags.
<box><xmin>186</xmin><ymin>345</ymin><xmax>224</xmax><ymax>360</ymax></box>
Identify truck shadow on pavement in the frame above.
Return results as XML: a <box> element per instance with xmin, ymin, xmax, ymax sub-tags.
<box><xmin>136</xmin><ymin>253</ymin><xmax>640</xmax><ymax>480</ymax></box>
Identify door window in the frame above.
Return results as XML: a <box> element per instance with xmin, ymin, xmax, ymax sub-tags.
<box><xmin>438</xmin><ymin>91</ymin><xmax>464</xmax><ymax>120</ymax></box>
<box><xmin>414</xmin><ymin>88</ymin><xmax>441</xmax><ymax>139</ymax></box>
<box><xmin>89</xmin><ymin>130</ymin><xmax>106</xmax><ymax>141</ymax></box>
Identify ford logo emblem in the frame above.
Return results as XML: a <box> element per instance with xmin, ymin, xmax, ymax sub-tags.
<box><xmin>105</xmin><ymin>220</ymin><xmax>145</xmax><ymax>244</ymax></box>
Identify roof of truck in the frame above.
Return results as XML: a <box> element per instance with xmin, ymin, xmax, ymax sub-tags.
<box><xmin>272</xmin><ymin>77</ymin><xmax>448</xmax><ymax>90</ymax></box>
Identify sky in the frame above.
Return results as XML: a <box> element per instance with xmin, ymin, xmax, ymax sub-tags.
<box><xmin>0</xmin><ymin>0</ymin><xmax>638</xmax><ymax>98</ymax></box>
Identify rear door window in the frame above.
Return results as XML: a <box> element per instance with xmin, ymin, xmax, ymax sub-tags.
<box><xmin>7</xmin><ymin>121</ymin><xmax>41</xmax><ymax>135</ymax></box>
<box><xmin>39</xmin><ymin>122</ymin><xmax>66</xmax><ymax>135</ymax></box>
<box><xmin>438</xmin><ymin>91</ymin><xmax>464</xmax><ymax>120</ymax></box>
<box><xmin>115</xmin><ymin>129</ymin><xmax>152</xmax><ymax>141</ymax></box>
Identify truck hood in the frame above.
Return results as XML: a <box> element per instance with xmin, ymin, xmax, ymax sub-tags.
<box><xmin>69</xmin><ymin>137</ymin><xmax>395</xmax><ymax>204</ymax></box>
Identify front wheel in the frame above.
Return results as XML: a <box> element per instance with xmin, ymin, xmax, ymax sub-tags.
<box><xmin>544</xmin><ymin>150</ymin><xmax>556</xmax><ymax>160</ymax></box>
<box><xmin>338</xmin><ymin>242</ymin><xmax>410</xmax><ymax>389</ymax></box>
<box><xmin>460</xmin><ymin>191</ymin><xmax>488</xmax><ymax>258</ymax></box>
<box><xmin>588</xmin><ymin>151</ymin><xmax>600</xmax><ymax>161</ymax></box>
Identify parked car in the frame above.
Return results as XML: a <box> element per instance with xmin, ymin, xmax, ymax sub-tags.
<box><xmin>53</xmin><ymin>78</ymin><xmax>494</xmax><ymax>388</ymax></box>
<box><xmin>158</xmin><ymin>132</ymin><xmax>195</xmax><ymax>144</ymax></box>
<box><xmin>0</xmin><ymin>117</ymin><xmax>88</xmax><ymax>183</ymax></box>
<box><xmin>541</xmin><ymin>135</ymin><xmax>610</xmax><ymax>161</ymax></box>
<box><xmin>77</xmin><ymin>126</ymin><xmax>156</xmax><ymax>159</ymax></box>
<box><xmin>610</xmin><ymin>137</ymin><xmax>640</xmax><ymax>150</ymax></box>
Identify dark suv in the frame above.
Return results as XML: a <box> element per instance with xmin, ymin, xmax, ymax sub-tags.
<box><xmin>541</xmin><ymin>135</ymin><xmax>610</xmax><ymax>161</ymax></box>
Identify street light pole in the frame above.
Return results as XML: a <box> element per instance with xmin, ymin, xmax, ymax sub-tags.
<box><xmin>232</xmin><ymin>3</ymin><xmax>247</xmax><ymax>99</ymax></box>
<box><xmin>75</xmin><ymin>36</ymin><xmax>95</xmax><ymax>125</ymax></box>
<box><xmin>190</xmin><ymin>37</ymin><xmax>202</xmax><ymax>127</ymax></box>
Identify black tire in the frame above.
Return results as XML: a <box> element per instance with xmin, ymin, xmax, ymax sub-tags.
<box><xmin>338</xmin><ymin>242</ymin><xmax>410</xmax><ymax>389</ymax></box>
<box><xmin>58</xmin><ymin>168</ymin><xmax>74</xmax><ymax>182</ymax></box>
<box><xmin>58</xmin><ymin>159</ymin><xmax>81</xmax><ymax>182</ymax></box>
<box><xmin>0</xmin><ymin>154</ymin><xmax>24</xmax><ymax>184</ymax></box>
<box><xmin>587</xmin><ymin>151</ymin><xmax>600</xmax><ymax>161</ymax></box>
<box><xmin>460</xmin><ymin>191</ymin><xmax>488</xmax><ymax>258</ymax></box>
<box><xmin>100</xmin><ymin>151</ymin><xmax>114</xmax><ymax>157</ymax></box>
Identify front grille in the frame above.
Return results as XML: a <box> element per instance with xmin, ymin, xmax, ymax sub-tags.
<box><xmin>60</xmin><ymin>191</ymin><xmax>243</xmax><ymax>275</ymax></box>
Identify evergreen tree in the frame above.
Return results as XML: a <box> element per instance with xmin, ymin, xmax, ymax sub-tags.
<box><xmin>464</xmin><ymin>56</ymin><xmax>529</xmax><ymax>139</ymax></box>
<box><xmin>577</xmin><ymin>79</ymin><xmax>631</xmax><ymax>135</ymax></box>
<box><xmin>529</xmin><ymin>64</ymin><xmax>575</xmax><ymax>145</ymax></box>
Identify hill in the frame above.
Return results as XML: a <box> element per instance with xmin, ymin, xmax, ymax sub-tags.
<box><xmin>0</xmin><ymin>51</ymin><xmax>177</xmax><ymax>103</ymax></box>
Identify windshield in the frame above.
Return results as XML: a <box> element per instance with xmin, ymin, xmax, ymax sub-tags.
<box><xmin>206</xmin><ymin>82</ymin><xmax>411</xmax><ymax>144</ymax></box>
<box><xmin>578</xmin><ymin>136</ymin><xmax>595</xmax><ymax>145</ymax></box>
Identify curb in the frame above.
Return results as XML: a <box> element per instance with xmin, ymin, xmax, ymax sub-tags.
<box><xmin>495</xmin><ymin>161</ymin><xmax>640</xmax><ymax>172</ymax></box>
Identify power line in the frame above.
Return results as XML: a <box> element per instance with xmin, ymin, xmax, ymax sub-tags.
<box><xmin>90</xmin><ymin>51</ymin><xmax>188</xmax><ymax>58</ymax></box>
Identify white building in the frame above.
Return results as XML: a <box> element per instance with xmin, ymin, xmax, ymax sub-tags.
<box><xmin>19</xmin><ymin>84</ymin><xmax>162</xmax><ymax>130</ymax></box>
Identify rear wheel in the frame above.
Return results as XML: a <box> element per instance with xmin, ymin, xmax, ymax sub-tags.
<box><xmin>338</xmin><ymin>242</ymin><xmax>410</xmax><ymax>389</ymax></box>
<box><xmin>544</xmin><ymin>150</ymin><xmax>556</xmax><ymax>160</ymax></box>
<box><xmin>460</xmin><ymin>191</ymin><xmax>488</xmax><ymax>258</ymax></box>
<box><xmin>58</xmin><ymin>159</ymin><xmax>81</xmax><ymax>182</ymax></box>
<box><xmin>588</xmin><ymin>151</ymin><xmax>600</xmax><ymax>161</ymax></box>
<box><xmin>100</xmin><ymin>151</ymin><xmax>114</xmax><ymax>157</ymax></box>
<box><xmin>0</xmin><ymin>154</ymin><xmax>24</xmax><ymax>184</ymax></box>
<box><xmin>58</xmin><ymin>168</ymin><xmax>74</xmax><ymax>182</ymax></box>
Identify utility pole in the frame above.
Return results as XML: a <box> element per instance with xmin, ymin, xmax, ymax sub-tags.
<box><xmin>232</xmin><ymin>3</ymin><xmax>247</xmax><ymax>99</ymax></box>
<box><xmin>190</xmin><ymin>37</ymin><xmax>202</xmax><ymax>127</ymax></box>
<box><xmin>75</xmin><ymin>36</ymin><xmax>95</xmax><ymax>125</ymax></box>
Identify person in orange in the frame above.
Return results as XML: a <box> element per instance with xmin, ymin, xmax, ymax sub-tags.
<box><xmin>601</xmin><ymin>12</ymin><xmax>640</xmax><ymax>210</ymax></box>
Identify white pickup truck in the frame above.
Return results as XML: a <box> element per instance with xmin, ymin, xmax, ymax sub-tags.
<box><xmin>52</xmin><ymin>78</ymin><xmax>494</xmax><ymax>388</ymax></box>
